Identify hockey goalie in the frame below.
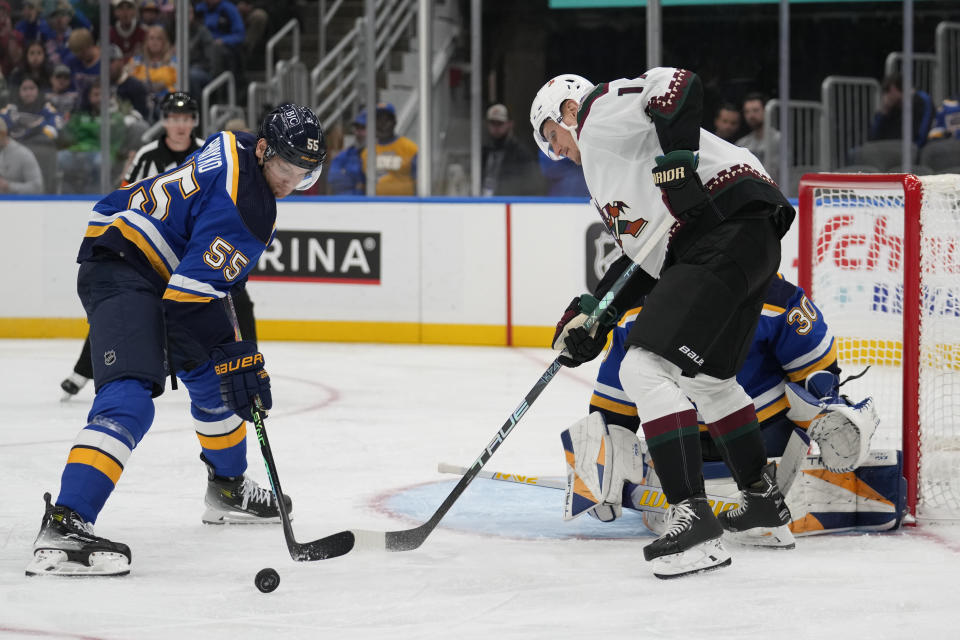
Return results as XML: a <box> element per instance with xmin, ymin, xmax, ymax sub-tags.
<box><xmin>554</xmin><ymin>269</ymin><xmax>903</xmax><ymax>537</ymax></box>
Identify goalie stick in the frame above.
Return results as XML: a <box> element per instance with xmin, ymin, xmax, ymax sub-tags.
<box><xmin>285</xmin><ymin>216</ymin><xmax>678</xmax><ymax>560</ymax></box>
<box><xmin>436</xmin><ymin>428</ymin><xmax>809</xmax><ymax>520</ymax></box>
<box><xmin>436</xmin><ymin>462</ymin><xmax>743</xmax><ymax>515</ymax></box>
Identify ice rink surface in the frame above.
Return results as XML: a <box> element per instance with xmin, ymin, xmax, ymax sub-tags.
<box><xmin>2</xmin><ymin>339</ymin><xmax>959</xmax><ymax>639</ymax></box>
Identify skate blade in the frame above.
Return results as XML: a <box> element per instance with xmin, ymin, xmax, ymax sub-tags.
<box><xmin>26</xmin><ymin>549</ymin><xmax>130</xmax><ymax>577</ymax></box>
<box><xmin>723</xmin><ymin>524</ymin><xmax>796</xmax><ymax>549</ymax></box>
<box><xmin>201</xmin><ymin>507</ymin><xmax>290</xmax><ymax>525</ymax></box>
<box><xmin>651</xmin><ymin>538</ymin><xmax>732</xmax><ymax>579</ymax></box>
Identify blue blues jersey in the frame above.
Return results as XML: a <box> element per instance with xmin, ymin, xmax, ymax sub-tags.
<box><xmin>591</xmin><ymin>274</ymin><xmax>838</xmax><ymax>429</ymax></box>
<box><xmin>78</xmin><ymin>130</ymin><xmax>276</xmax><ymax>355</ymax></box>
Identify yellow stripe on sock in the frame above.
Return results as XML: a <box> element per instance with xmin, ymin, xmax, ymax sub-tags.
<box><xmin>197</xmin><ymin>422</ymin><xmax>247</xmax><ymax>450</ymax></box>
<box><xmin>67</xmin><ymin>446</ymin><xmax>123</xmax><ymax>485</ymax></box>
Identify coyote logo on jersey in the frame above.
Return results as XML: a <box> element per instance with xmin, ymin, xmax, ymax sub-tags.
<box><xmin>595</xmin><ymin>200</ymin><xmax>649</xmax><ymax>246</ymax></box>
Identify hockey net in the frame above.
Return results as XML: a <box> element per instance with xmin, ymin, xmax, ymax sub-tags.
<box><xmin>798</xmin><ymin>173</ymin><xmax>960</xmax><ymax>523</ymax></box>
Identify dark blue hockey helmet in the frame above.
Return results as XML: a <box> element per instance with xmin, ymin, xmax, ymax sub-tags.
<box><xmin>258</xmin><ymin>103</ymin><xmax>326</xmax><ymax>190</ymax></box>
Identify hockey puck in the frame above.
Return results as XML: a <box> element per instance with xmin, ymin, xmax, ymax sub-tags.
<box><xmin>255</xmin><ymin>567</ymin><xmax>280</xmax><ymax>593</ymax></box>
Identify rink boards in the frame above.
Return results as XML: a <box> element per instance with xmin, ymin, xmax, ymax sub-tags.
<box><xmin>0</xmin><ymin>196</ymin><xmax>800</xmax><ymax>346</ymax></box>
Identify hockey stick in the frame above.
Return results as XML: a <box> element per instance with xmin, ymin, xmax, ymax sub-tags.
<box><xmin>224</xmin><ymin>294</ymin><xmax>331</xmax><ymax>561</ymax></box>
<box><xmin>437</xmin><ymin>462</ymin><xmax>742</xmax><ymax>515</ymax></box>
<box><xmin>245</xmin><ymin>217</ymin><xmax>677</xmax><ymax>560</ymax></box>
<box><xmin>288</xmin><ymin>219</ymin><xmax>677</xmax><ymax>560</ymax></box>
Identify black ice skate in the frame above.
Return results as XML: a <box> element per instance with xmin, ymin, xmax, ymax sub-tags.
<box><xmin>25</xmin><ymin>493</ymin><xmax>131</xmax><ymax>577</ymax></box>
<box><xmin>718</xmin><ymin>461</ymin><xmax>795</xmax><ymax>549</ymax></box>
<box><xmin>201</xmin><ymin>455</ymin><xmax>292</xmax><ymax>524</ymax></box>
<box><xmin>642</xmin><ymin>495</ymin><xmax>731</xmax><ymax>579</ymax></box>
<box><xmin>59</xmin><ymin>373</ymin><xmax>89</xmax><ymax>401</ymax></box>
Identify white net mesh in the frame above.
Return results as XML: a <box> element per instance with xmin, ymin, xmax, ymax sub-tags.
<box><xmin>807</xmin><ymin>174</ymin><xmax>960</xmax><ymax>522</ymax></box>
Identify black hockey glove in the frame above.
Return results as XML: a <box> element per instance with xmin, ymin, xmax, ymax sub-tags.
<box><xmin>211</xmin><ymin>340</ymin><xmax>272</xmax><ymax>422</ymax></box>
<box><xmin>552</xmin><ymin>294</ymin><xmax>619</xmax><ymax>368</ymax></box>
<box><xmin>651</xmin><ymin>150</ymin><xmax>714</xmax><ymax>223</ymax></box>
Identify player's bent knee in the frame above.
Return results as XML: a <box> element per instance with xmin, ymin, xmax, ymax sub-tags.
<box><xmin>88</xmin><ymin>378</ymin><xmax>156</xmax><ymax>445</ymax></box>
<box><xmin>620</xmin><ymin>347</ymin><xmax>691</xmax><ymax>420</ymax></box>
<box><xmin>679</xmin><ymin>374</ymin><xmax>753</xmax><ymax>424</ymax></box>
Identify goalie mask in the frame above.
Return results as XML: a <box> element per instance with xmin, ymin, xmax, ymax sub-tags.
<box><xmin>529</xmin><ymin>73</ymin><xmax>593</xmax><ymax>161</ymax></box>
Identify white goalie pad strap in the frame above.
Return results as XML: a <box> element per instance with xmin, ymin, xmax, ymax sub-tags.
<box><xmin>553</xmin><ymin>312</ymin><xmax>594</xmax><ymax>350</ymax></box>
<box><xmin>561</xmin><ymin>413</ymin><xmax>644</xmax><ymax>521</ymax></box>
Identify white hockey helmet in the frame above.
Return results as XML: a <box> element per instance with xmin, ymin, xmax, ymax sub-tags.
<box><xmin>529</xmin><ymin>73</ymin><xmax>593</xmax><ymax>161</ymax></box>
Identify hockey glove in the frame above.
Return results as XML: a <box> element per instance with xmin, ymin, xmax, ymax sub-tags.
<box><xmin>551</xmin><ymin>294</ymin><xmax>618</xmax><ymax>368</ymax></box>
<box><xmin>211</xmin><ymin>341</ymin><xmax>272</xmax><ymax>422</ymax></box>
<box><xmin>651</xmin><ymin>150</ymin><xmax>714</xmax><ymax>223</ymax></box>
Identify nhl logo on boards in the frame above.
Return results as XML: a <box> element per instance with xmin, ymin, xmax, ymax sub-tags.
<box><xmin>585</xmin><ymin>222</ymin><xmax>622</xmax><ymax>293</ymax></box>
<box><xmin>104</xmin><ymin>350</ymin><xmax>117</xmax><ymax>366</ymax></box>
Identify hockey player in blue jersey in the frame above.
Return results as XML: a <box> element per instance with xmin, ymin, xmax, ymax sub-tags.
<box><xmin>26</xmin><ymin>103</ymin><xmax>326</xmax><ymax>577</ymax></box>
<box><xmin>554</xmin><ymin>263</ymin><xmax>882</xmax><ymax>532</ymax></box>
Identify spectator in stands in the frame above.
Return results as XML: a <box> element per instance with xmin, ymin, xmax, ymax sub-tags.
<box><xmin>131</xmin><ymin>24</ymin><xmax>176</xmax><ymax>118</ymax></box>
<box><xmin>46</xmin><ymin>63</ymin><xmax>76</xmax><ymax>117</ymax></box>
<box><xmin>713</xmin><ymin>102</ymin><xmax>741</xmax><ymax>143</ymax></box>
<box><xmin>366</xmin><ymin>102</ymin><xmax>417</xmax><ymax>195</ymax></box>
<box><xmin>58</xmin><ymin>80</ymin><xmax>139</xmax><ymax>193</ymax></box>
<box><xmin>869</xmin><ymin>72</ymin><xmax>934</xmax><ymax>149</ymax></box>
<box><xmin>328</xmin><ymin>103</ymin><xmax>418</xmax><ymax>195</ymax></box>
<box><xmin>65</xmin><ymin>27</ymin><xmax>100</xmax><ymax>90</ymax></box>
<box><xmin>327</xmin><ymin>111</ymin><xmax>365</xmax><ymax>195</ymax></box>
<box><xmin>537</xmin><ymin>149</ymin><xmax>589</xmax><ymax>198</ymax></box>
<box><xmin>481</xmin><ymin>103</ymin><xmax>542</xmax><ymax>196</ymax></box>
<box><xmin>187</xmin><ymin>3</ymin><xmax>214</xmax><ymax>98</ymax></box>
<box><xmin>138</xmin><ymin>0</ymin><xmax>164</xmax><ymax>28</ymax></box>
<box><xmin>736</xmin><ymin>92</ymin><xmax>779</xmax><ymax>181</ymax></box>
<box><xmin>15</xmin><ymin>0</ymin><xmax>54</xmax><ymax>45</ymax></box>
<box><xmin>107</xmin><ymin>43</ymin><xmax>149</xmax><ymax>119</ymax></box>
<box><xmin>0</xmin><ymin>1</ymin><xmax>13</xmax><ymax>52</ymax></box>
<box><xmin>0</xmin><ymin>116</ymin><xmax>43</xmax><ymax>193</ymax></box>
<box><xmin>9</xmin><ymin>40</ymin><xmax>53</xmax><ymax>91</ymax></box>
<box><xmin>195</xmin><ymin>0</ymin><xmax>245</xmax><ymax>83</ymax></box>
<box><xmin>2</xmin><ymin>75</ymin><xmax>61</xmax><ymax>192</ymax></box>
<box><xmin>235</xmin><ymin>0</ymin><xmax>267</xmax><ymax>70</ymax></box>
<box><xmin>926</xmin><ymin>98</ymin><xmax>960</xmax><ymax>142</ymax></box>
<box><xmin>1</xmin><ymin>28</ymin><xmax>24</xmax><ymax>78</ymax></box>
<box><xmin>46</xmin><ymin>1</ymin><xmax>91</xmax><ymax>67</ymax></box>
<box><xmin>1</xmin><ymin>76</ymin><xmax>62</xmax><ymax>144</ymax></box>
<box><xmin>110</xmin><ymin>0</ymin><xmax>146</xmax><ymax>59</ymax></box>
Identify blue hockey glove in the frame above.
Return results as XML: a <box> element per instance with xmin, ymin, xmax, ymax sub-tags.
<box><xmin>211</xmin><ymin>341</ymin><xmax>272</xmax><ymax>422</ymax></box>
<box><xmin>651</xmin><ymin>150</ymin><xmax>714</xmax><ymax>223</ymax></box>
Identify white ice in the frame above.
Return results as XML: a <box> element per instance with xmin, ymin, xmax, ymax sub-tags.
<box><xmin>2</xmin><ymin>339</ymin><xmax>959</xmax><ymax>639</ymax></box>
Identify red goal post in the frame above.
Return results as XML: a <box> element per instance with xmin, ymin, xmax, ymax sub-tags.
<box><xmin>798</xmin><ymin>172</ymin><xmax>960</xmax><ymax>522</ymax></box>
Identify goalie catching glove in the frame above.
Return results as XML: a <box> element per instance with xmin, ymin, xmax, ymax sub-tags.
<box><xmin>560</xmin><ymin>412</ymin><xmax>645</xmax><ymax>522</ymax></box>
<box><xmin>784</xmin><ymin>371</ymin><xmax>879</xmax><ymax>473</ymax></box>
<box><xmin>551</xmin><ymin>294</ymin><xmax>619</xmax><ymax>368</ymax></box>
<box><xmin>211</xmin><ymin>340</ymin><xmax>272</xmax><ymax>422</ymax></box>
<box><xmin>651</xmin><ymin>150</ymin><xmax>718</xmax><ymax>223</ymax></box>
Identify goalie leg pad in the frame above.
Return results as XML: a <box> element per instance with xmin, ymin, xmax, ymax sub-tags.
<box><xmin>561</xmin><ymin>413</ymin><xmax>645</xmax><ymax>521</ymax></box>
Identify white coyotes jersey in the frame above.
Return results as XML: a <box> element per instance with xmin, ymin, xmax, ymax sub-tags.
<box><xmin>576</xmin><ymin>67</ymin><xmax>771</xmax><ymax>278</ymax></box>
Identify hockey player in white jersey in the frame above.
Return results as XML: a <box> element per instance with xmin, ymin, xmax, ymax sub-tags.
<box><xmin>531</xmin><ymin>69</ymin><xmax>796</xmax><ymax>578</ymax></box>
